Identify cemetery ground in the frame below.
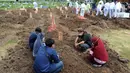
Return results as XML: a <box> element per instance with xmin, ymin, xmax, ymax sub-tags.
<box><xmin>0</xmin><ymin>7</ymin><xmax>130</xmax><ymax>73</ymax></box>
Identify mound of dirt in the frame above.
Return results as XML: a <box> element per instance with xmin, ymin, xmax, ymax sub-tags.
<box><xmin>0</xmin><ymin>8</ymin><xmax>130</xmax><ymax>73</ymax></box>
<box><xmin>0</xmin><ymin>10</ymin><xmax>8</xmax><ymax>15</ymax></box>
<box><xmin>0</xmin><ymin>10</ymin><xmax>29</xmax><ymax>24</ymax></box>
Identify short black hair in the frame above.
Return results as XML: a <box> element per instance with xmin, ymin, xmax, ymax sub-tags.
<box><xmin>35</xmin><ymin>27</ymin><xmax>42</xmax><ymax>33</ymax></box>
<box><xmin>45</xmin><ymin>38</ymin><xmax>55</xmax><ymax>47</ymax></box>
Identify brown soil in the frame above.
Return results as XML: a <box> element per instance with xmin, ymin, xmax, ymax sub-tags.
<box><xmin>0</xmin><ymin>8</ymin><xmax>130</xmax><ymax>73</ymax></box>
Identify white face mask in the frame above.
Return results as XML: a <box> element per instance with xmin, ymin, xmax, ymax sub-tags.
<box><xmin>78</xmin><ymin>32</ymin><xmax>84</xmax><ymax>37</ymax></box>
<box><xmin>78</xmin><ymin>32</ymin><xmax>83</xmax><ymax>35</ymax></box>
<box><xmin>52</xmin><ymin>44</ymin><xmax>55</xmax><ymax>48</ymax></box>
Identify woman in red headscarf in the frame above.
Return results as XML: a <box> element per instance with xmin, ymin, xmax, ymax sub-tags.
<box><xmin>89</xmin><ymin>36</ymin><xmax>108</xmax><ymax>67</ymax></box>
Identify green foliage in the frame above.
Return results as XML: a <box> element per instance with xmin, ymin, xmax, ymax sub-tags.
<box><xmin>6</xmin><ymin>39</ymin><xmax>17</xmax><ymax>45</ymax></box>
<box><xmin>100</xmin><ymin>29</ymin><xmax>130</xmax><ymax>67</ymax></box>
<box><xmin>0</xmin><ymin>1</ymin><xmax>67</xmax><ymax>10</ymax></box>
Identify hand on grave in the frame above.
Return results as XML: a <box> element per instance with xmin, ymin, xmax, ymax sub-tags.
<box><xmin>58</xmin><ymin>53</ymin><xmax>63</xmax><ymax>60</ymax></box>
<box><xmin>75</xmin><ymin>43</ymin><xmax>79</xmax><ymax>47</ymax></box>
<box><xmin>89</xmin><ymin>49</ymin><xmax>93</xmax><ymax>55</ymax></box>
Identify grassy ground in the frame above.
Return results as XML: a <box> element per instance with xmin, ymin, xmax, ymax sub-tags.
<box><xmin>0</xmin><ymin>1</ymin><xmax>67</xmax><ymax>10</ymax></box>
<box><xmin>0</xmin><ymin>39</ymin><xmax>18</xmax><ymax>60</ymax></box>
<box><xmin>100</xmin><ymin>29</ymin><xmax>130</xmax><ymax>66</ymax></box>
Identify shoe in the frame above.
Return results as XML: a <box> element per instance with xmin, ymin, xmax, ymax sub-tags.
<box><xmin>92</xmin><ymin>64</ymin><xmax>102</xmax><ymax>67</ymax></box>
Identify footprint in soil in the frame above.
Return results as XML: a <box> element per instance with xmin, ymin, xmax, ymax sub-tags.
<box><xmin>3</xmin><ymin>65</ymin><xmax>9</xmax><ymax>69</ymax></box>
<box><xmin>9</xmin><ymin>59</ymin><xmax>15</xmax><ymax>64</ymax></box>
<box><xmin>23</xmin><ymin>52</ymin><xmax>27</xmax><ymax>56</ymax></box>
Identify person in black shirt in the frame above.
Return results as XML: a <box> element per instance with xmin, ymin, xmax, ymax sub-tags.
<box><xmin>74</xmin><ymin>28</ymin><xmax>92</xmax><ymax>52</ymax></box>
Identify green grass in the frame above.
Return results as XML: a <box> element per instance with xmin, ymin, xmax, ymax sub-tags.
<box><xmin>6</xmin><ymin>39</ymin><xmax>17</xmax><ymax>45</ymax></box>
<box><xmin>0</xmin><ymin>39</ymin><xmax>18</xmax><ymax>60</ymax></box>
<box><xmin>100</xmin><ymin>29</ymin><xmax>130</xmax><ymax>66</ymax></box>
<box><xmin>0</xmin><ymin>0</ymin><xmax>16</xmax><ymax>1</ymax></box>
<box><xmin>0</xmin><ymin>1</ymin><xmax>67</xmax><ymax>10</ymax></box>
<box><xmin>0</xmin><ymin>2</ymin><xmax>32</xmax><ymax>10</ymax></box>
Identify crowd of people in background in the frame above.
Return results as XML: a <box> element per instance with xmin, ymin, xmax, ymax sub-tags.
<box><xmin>32</xmin><ymin>0</ymin><xmax>129</xmax><ymax>18</ymax></box>
<box><xmin>67</xmin><ymin>0</ymin><xmax>129</xmax><ymax>19</ymax></box>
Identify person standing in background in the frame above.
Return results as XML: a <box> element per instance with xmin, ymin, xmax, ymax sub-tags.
<box><xmin>98</xmin><ymin>0</ymin><xmax>104</xmax><ymax>8</ymax></box>
<box><xmin>114</xmin><ymin>0</ymin><xmax>122</xmax><ymax>18</ymax></box>
<box><xmin>109</xmin><ymin>1</ymin><xmax>115</xmax><ymax>18</ymax></box>
<box><xmin>80</xmin><ymin>2</ymin><xmax>86</xmax><ymax>17</ymax></box>
<box><xmin>33</xmin><ymin>0</ymin><xmax>38</xmax><ymax>13</ymax></box>
<box><xmin>96</xmin><ymin>3</ymin><xmax>103</xmax><ymax>16</ymax></box>
<box><xmin>85</xmin><ymin>1</ymin><xmax>91</xmax><ymax>14</ymax></box>
<box><xmin>103</xmin><ymin>2</ymin><xmax>110</xmax><ymax>17</ymax></box>
<box><xmin>75</xmin><ymin>1</ymin><xmax>79</xmax><ymax>15</ymax></box>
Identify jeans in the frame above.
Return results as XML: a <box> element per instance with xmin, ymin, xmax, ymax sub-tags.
<box><xmin>49</xmin><ymin>61</ymin><xmax>63</xmax><ymax>73</ymax></box>
<box><xmin>80</xmin><ymin>44</ymin><xmax>90</xmax><ymax>52</ymax></box>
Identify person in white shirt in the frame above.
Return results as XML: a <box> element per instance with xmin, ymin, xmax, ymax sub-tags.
<box><xmin>33</xmin><ymin>1</ymin><xmax>38</xmax><ymax>13</ymax></box>
<box><xmin>33</xmin><ymin>1</ymin><xmax>38</xmax><ymax>9</ymax></box>
<box><xmin>96</xmin><ymin>3</ymin><xmax>103</xmax><ymax>16</ymax></box>
<box><xmin>80</xmin><ymin>2</ymin><xmax>86</xmax><ymax>17</ymax></box>
<box><xmin>85</xmin><ymin>0</ymin><xmax>89</xmax><ymax>3</ymax></box>
<box><xmin>75</xmin><ymin>1</ymin><xmax>79</xmax><ymax>14</ymax></box>
<box><xmin>67</xmin><ymin>0</ymin><xmax>70</xmax><ymax>2</ymax></box>
<box><xmin>98</xmin><ymin>0</ymin><xmax>104</xmax><ymax>8</ymax></box>
<box><xmin>68</xmin><ymin>1</ymin><xmax>72</xmax><ymax>7</ymax></box>
<box><xmin>85</xmin><ymin>2</ymin><xmax>91</xmax><ymax>14</ymax></box>
<box><xmin>114</xmin><ymin>1</ymin><xmax>122</xmax><ymax>18</ymax></box>
<box><xmin>109</xmin><ymin>2</ymin><xmax>115</xmax><ymax>18</ymax></box>
<box><xmin>103</xmin><ymin>2</ymin><xmax>110</xmax><ymax>17</ymax></box>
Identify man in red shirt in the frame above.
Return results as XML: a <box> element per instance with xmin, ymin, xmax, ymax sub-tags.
<box><xmin>88</xmin><ymin>35</ymin><xmax>108</xmax><ymax>67</ymax></box>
